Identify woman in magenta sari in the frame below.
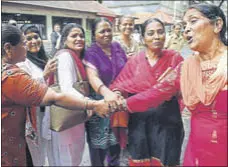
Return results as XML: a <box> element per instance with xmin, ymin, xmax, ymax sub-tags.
<box><xmin>110</xmin><ymin>4</ymin><xmax>227</xmax><ymax>166</ymax></box>
<box><xmin>110</xmin><ymin>18</ymin><xmax>184</xmax><ymax>166</ymax></box>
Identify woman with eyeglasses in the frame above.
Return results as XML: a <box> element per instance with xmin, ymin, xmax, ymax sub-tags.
<box><xmin>17</xmin><ymin>24</ymin><xmax>57</xmax><ymax>166</ymax></box>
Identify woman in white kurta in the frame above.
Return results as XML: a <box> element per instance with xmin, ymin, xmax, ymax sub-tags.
<box><xmin>51</xmin><ymin>23</ymin><xmax>91</xmax><ymax>166</ymax></box>
<box><xmin>17</xmin><ymin>25</ymin><xmax>57</xmax><ymax>166</ymax></box>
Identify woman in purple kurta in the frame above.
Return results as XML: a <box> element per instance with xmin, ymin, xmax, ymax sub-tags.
<box><xmin>83</xmin><ymin>17</ymin><xmax>127</xmax><ymax>166</ymax></box>
<box><xmin>84</xmin><ymin>42</ymin><xmax>126</xmax><ymax>86</ymax></box>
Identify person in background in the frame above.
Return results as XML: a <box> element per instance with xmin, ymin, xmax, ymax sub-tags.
<box><xmin>50</xmin><ymin>23</ymin><xmax>91</xmax><ymax>166</ymax></box>
<box><xmin>17</xmin><ymin>24</ymin><xmax>57</xmax><ymax>166</ymax></box>
<box><xmin>110</xmin><ymin>18</ymin><xmax>184</xmax><ymax>166</ymax></box>
<box><xmin>50</xmin><ymin>23</ymin><xmax>61</xmax><ymax>56</ymax></box>
<box><xmin>1</xmin><ymin>25</ymin><xmax>109</xmax><ymax>166</ymax></box>
<box><xmin>107</xmin><ymin>3</ymin><xmax>227</xmax><ymax>167</ymax></box>
<box><xmin>165</xmin><ymin>22</ymin><xmax>185</xmax><ymax>52</ymax></box>
<box><xmin>133</xmin><ymin>29</ymin><xmax>143</xmax><ymax>45</ymax></box>
<box><xmin>113</xmin><ymin>15</ymin><xmax>141</xmax><ymax>59</ymax></box>
<box><xmin>83</xmin><ymin>17</ymin><xmax>127</xmax><ymax>166</ymax></box>
<box><xmin>8</xmin><ymin>19</ymin><xmax>17</xmax><ymax>26</ymax></box>
<box><xmin>112</xmin><ymin>15</ymin><xmax>141</xmax><ymax>158</ymax></box>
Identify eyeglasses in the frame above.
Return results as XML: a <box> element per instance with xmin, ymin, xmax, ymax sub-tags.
<box><xmin>26</xmin><ymin>35</ymin><xmax>40</xmax><ymax>41</ymax></box>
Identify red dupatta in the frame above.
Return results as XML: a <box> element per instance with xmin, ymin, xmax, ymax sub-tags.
<box><xmin>63</xmin><ymin>49</ymin><xmax>87</xmax><ymax>80</ymax></box>
<box><xmin>48</xmin><ymin>49</ymin><xmax>87</xmax><ymax>85</ymax></box>
<box><xmin>110</xmin><ymin>49</ymin><xmax>183</xmax><ymax>94</ymax></box>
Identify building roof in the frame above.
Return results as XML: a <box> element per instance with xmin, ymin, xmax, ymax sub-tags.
<box><xmin>132</xmin><ymin>10</ymin><xmax>173</xmax><ymax>25</ymax></box>
<box><xmin>2</xmin><ymin>0</ymin><xmax>116</xmax><ymax>17</ymax></box>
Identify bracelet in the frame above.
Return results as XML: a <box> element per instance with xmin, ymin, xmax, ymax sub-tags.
<box><xmin>84</xmin><ymin>97</ymin><xmax>90</xmax><ymax>111</ymax></box>
<box><xmin>114</xmin><ymin>90</ymin><xmax>122</xmax><ymax>96</ymax></box>
<box><xmin>122</xmin><ymin>99</ymin><xmax>128</xmax><ymax>111</ymax></box>
<box><xmin>97</xmin><ymin>84</ymin><xmax>105</xmax><ymax>94</ymax></box>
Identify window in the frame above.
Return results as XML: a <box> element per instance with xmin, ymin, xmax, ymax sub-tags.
<box><xmin>2</xmin><ymin>13</ymin><xmax>47</xmax><ymax>39</ymax></box>
<box><xmin>52</xmin><ymin>16</ymin><xmax>82</xmax><ymax>30</ymax></box>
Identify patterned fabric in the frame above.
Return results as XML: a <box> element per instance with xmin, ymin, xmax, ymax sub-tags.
<box><xmin>1</xmin><ymin>64</ymin><xmax>48</xmax><ymax>166</ymax></box>
<box><xmin>83</xmin><ymin>42</ymin><xmax>127</xmax><ymax>149</ymax></box>
<box><xmin>183</xmin><ymin>90</ymin><xmax>227</xmax><ymax>166</ymax></box>
<box><xmin>17</xmin><ymin>58</ymin><xmax>48</xmax><ymax>166</ymax></box>
<box><xmin>113</xmin><ymin>35</ymin><xmax>140</xmax><ymax>57</ymax></box>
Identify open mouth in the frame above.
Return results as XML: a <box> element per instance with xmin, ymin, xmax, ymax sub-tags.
<box><xmin>186</xmin><ymin>36</ymin><xmax>193</xmax><ymax>44</ymax></box>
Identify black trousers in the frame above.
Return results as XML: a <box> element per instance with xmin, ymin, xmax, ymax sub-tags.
<box><xmin>26</xmin><ymin>144</ymin><xmax>33</xmax><ymax>166</ymax></box>
<box><xmin>88</xmin><ymin>144</ymin><xmax>121</xmax><ymax>166</ymax></box>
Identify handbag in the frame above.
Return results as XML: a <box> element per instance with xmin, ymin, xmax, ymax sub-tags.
<box><xmin>50</xmin><ymin>51</ymin><xmax>90</xmax><ymax>132</ymax></box>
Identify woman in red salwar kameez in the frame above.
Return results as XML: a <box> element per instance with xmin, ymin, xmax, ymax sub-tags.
<box><xmin>110</xmin><ymin>18</ymin><xmax>184</xmax><ymax>166</ymax></box>
<box><xmin>110</xmin><ymin>4</ymin><xmax>227</xmax><ymax>166</ymax></box>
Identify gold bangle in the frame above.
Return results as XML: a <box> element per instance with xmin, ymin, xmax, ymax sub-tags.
<box><xmin>97</xmin><ymin>84</ymin><xmax>105</xmax><ymax>94</ymax></box>
<box><xmin>84</xmin><ymin>97</ymin><xmax>89</xmax><ymax>110</ymax></box>
<box><xmin>114</xmin><ymin>90</ymin><xmax>122</xmax><ymax>96</ymax></box>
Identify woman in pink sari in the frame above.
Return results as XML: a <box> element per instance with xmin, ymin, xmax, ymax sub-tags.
<box><xmin>110</xmin><ymin>18</ymin><xmax>184</xmax><ymax>166</ymax></box>
<box><xmin>110</xmin><ymin>4</ymin><xmax>227</xmax><ymax>166</ymax></box>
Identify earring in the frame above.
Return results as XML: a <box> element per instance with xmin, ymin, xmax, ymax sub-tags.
<box><xmin>214</xmin><ymin>27</ymin><xmax>219</xmax><ymax>34</ymax></box>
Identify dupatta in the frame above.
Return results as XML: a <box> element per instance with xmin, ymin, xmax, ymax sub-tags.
<box><xmin>110</xmin><ymin>50</ymin><xmax>183</xmax><ymax>94</ymax></box>
<box><xmin>180</xmin><ymin>51</ymin><xmax>227</xmax><ymax>110</ymax></box>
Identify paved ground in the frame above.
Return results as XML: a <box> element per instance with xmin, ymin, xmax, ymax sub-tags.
<box><xmin>82</xmin><ymin>110</ymin><xmax>191</xmax><ymax>166</ymax></box>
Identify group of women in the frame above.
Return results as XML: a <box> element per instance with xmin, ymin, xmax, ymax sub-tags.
<box><xmin>1</xmin><ymin>3</ymin><xmax>227</xmax><ymax>167</ymax></box>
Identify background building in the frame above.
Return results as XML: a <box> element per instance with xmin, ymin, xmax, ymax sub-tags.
<box><xmin>103</xmin><ymin>0</ymin><xmax>227</xmax><ymax>33</ymax></box>
<box><xmin>2</xmin><ymin>0</ymin><xmax>116</xmax><ymax>53</ymax></box>
<box><xmin>103</xmin><ymin>1</ymin><xmax>189</xmax><ymax>33</ymax></box>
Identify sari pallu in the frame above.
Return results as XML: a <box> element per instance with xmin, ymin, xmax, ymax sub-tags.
<box><xmin>110</xmin><ymin>49</ymin><xmax>184</xmax><ymax>166</ymax></box>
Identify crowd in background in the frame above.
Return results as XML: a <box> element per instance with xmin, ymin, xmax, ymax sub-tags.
<box><xmin>2</xmin><ymin>3</ymin><xmax>227</xmax><ymax>167</ymax></box>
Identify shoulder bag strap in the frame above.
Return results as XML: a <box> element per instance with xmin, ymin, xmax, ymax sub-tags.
<box><xmin>54</xmin><ymin>49</ymin><xmax>83</xmax><ymax>86</ymax></box>
<box><xmin>75</xmin><ymin>63</ymin><xmax>83</xmax><ymax>82</ymax></box>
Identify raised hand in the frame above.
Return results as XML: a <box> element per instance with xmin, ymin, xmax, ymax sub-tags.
<box><xmin>43</xmin><ymin>58</ymin><xmax>58</xmax><ymax>80</ymax></box>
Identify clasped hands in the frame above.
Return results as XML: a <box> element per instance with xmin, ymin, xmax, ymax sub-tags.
<box><xmin>93</xmin><ymin>91</ymin><xmax>127</xmax><ymax>118</ymax></box>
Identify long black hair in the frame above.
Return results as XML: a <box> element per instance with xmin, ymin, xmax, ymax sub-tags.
<box><xmin>1</xmin><ymin>25</ymin><xmax>22</xmax><ymax>57</ymax></box>
<box><xmin>186</xmin><ymin>3</ymin><xmax>227</xmax><ymax>46</ymax></box>
<box><xmin>21</xmin><ymin>24</ymin><xmax>48</xmax><ymax>70</ymax></box>
<box><xmin>60</xmin><ymin>23</ymin><xmax>86</xmax><ymax>59</ymax></box>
